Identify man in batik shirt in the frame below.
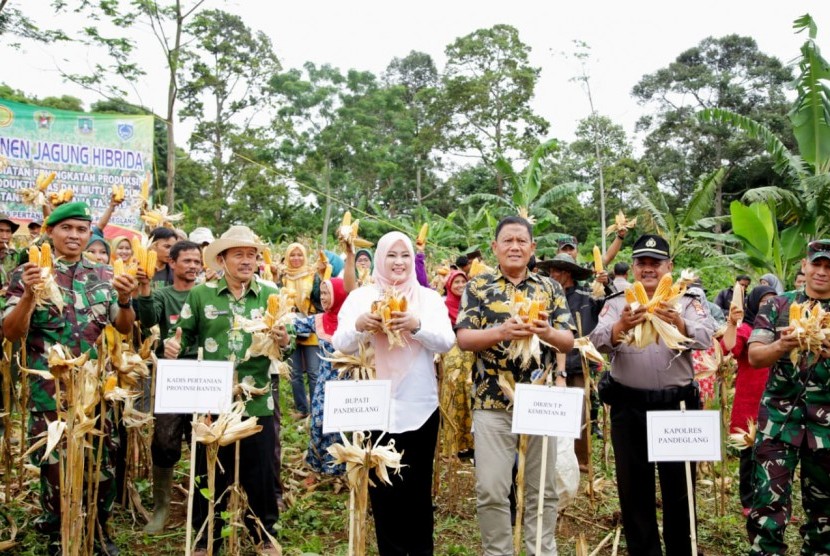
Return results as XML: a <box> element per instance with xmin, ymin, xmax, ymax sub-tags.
<box><xmin>746</xmin><ymin>239</ymin><xmax>830</xmax><ymax>555</ymax></box>
<box><xmin>456</xmin><ymin>215</ymin><xmax>574</xmax><ymax>556</ymax></box>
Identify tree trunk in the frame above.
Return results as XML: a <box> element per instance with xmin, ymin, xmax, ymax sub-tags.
<box><xmin>415</xmin><ymin>164</ymin><xmax>422</xmax><ymax>206</ymax></box>
<box><xmin>164</xmin><ymin>0</ymin><xmax>184</xmax><ymax>209</ymax></box>
<box><xmin>320</xmin><ymin>159</ymin><xmax>332</xmax><ymax>249</ymax></box>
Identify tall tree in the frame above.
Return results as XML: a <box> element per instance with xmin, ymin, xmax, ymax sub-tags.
<box><xmin>442</xmin><ymin>24</ymin><xmax>548</xmax><ymax>195</ymax></box>
<box><xmin>633</xmin><ymin>34</ymin><xmax>793</xmax><ymax>224</ymax></box>
<box><xmin>178</xmin><ymin>8</ymin><xmax>280</xmax><ymax>224</ymax></box>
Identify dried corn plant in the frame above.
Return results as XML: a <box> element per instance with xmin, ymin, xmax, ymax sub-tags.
<box><xmin>192</xmin><ymin>401</ymin><xmax>264</xmax><ymax>556</ymax></box>
<box><xmin>17</xmin><ymin>171</ymin><xmax>54</xmax><ymax>207</ymax></box>
<box><xmin>321</xmin><ymin>342</ymin><xmax>376</xmax><ymax>381</ymax></box>
<box><xmin>47</xmin><ymin>189</ymin><xmax>74</xmax><ymax>206</ymax></box>
<box><xmin>140</xmin><ymin>205</ymin><xmax>184</xmax><ymax>230</ymax></box>
<box><xmin>505</xmin><ymin>290</ymin><xmax>549</xmax><ymax>370</ymax></box>
<box><xmin>622</xmin><ymin>275</ymin><xmax>691</xmax><ymax>350</ymax></box>
<box><xmin>727</xmin><ymin>419</ymin><xmax>757</xmax><ymax>450</ymax></box>
<box><xmin>371</xmin><ymin>288</ymin><xmax>409</xmax><ymax>349</ymax></box>
<box><xmin>605</xmin><ymin>210</ymin><xmax>637</xmax><ymax>236</ymax></box>
<box><xmin>336</xmin><ymin>211</ymin><xmax>373</xmax><ymax>252</ymax></box>
<box><xmin>235</xmin><ymin>292</ymin><xmax>295</xmax><ymax>362</ymax></box>
<box><xmin>326</xmin><ymin>431</ymin><xmax>403</xmax><ymax>556</ymax></box>
<box><xmin>468</xmin><ymin>258</ymin><xmax>494</xmax><ymax>277</ymax></box>
<box><xmin>787</xmin><ymin>301</ymin><xmax>830</xmax><ymax>365</ymax></box>
<box><xmin>27</xmin><ymin>244</ymin><xmax>65</xmax><ymax>311</ymax></box>
<box><xmin>1</xmin><ymin>340</ymin><xmax>13</xmax><ymax>503</ymax></box>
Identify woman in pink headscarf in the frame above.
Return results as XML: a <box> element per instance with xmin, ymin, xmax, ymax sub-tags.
<box><xmin>333</xmin><ymin>231</ymin><xmax>455</xmax><ymax>555</ymax></box>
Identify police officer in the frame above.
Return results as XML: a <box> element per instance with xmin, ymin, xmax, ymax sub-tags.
<box><xmin>589</xmin><ymin>234</ymin><xmax>714</xmax><ymax>556</ymax></box>
<box><xmin>3</xmin><ymin>201</ymin><xmax>136</xmax><ymax>555</ymax></box>
<box><xmin>746</xmin><ymin>239</ymin><xmax>830</xmax><ymax>555</ymax></box>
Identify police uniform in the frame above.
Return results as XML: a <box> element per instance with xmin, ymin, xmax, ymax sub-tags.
<box><xmin>746</xmin><ymin>240</ymin><xmax>830</xmax><ymax>555</ymax></box>
<box><xmin>589</xmin><ymin>234</ymin><xmax>715</xmax><ymax>556</ymax></box>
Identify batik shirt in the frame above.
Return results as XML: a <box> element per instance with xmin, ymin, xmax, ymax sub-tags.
<box><xmin>455</xmin><ymin>267</ymin><xmax>574</xmax><ymax>410</ymax></box>
<box><xmin>3</xmin><ymin>258</ymin><xmax>119</xmax><ymax>411</ymax></box>
<box><xmin>177</xmin><ymin>277</ymin><xmax>280</xmax><ymax>417</ymax></box>
<box><xmin>749</xmin><ymin>290</ymin><xmax>830</xmax><ymax>449</ymax></box>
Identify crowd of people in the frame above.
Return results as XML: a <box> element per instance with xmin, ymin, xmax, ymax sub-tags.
<box><xmin>1</xmin><ymin>201</ymin><xmax>829</xmax><ymax>556</ymax></box>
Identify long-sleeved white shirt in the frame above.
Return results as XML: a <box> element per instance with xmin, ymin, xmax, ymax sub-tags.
<box><xmin>333</xmin><ymin>285</ymin><xmax>456</xmax><ymax>433</ymax></box>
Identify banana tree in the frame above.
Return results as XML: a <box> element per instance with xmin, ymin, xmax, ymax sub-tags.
<box><xmin>725</xmin><ymin>200</ymin><xmax>805</xmax><ymax>279</ymax></box>
<box><xmin>699</xmin><ymin>13</ymin><xmax>830</xmax><ymax>238</ymax></box>
<box><xmin>463</xmin><ymin>138</ymin><xmax>589</xmax><ymax>246</ymax></box>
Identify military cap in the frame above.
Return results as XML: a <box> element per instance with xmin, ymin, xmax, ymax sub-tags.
<box><xmin>557</xmin><ymin>235</ymin><xmax>578</xmax><ymax>249</ymax></box>
<box><xmin>45</xmin><ymin>201</ymin><xmax>93</xmax><ymax>226</ymax></box>
<box><xmin>808</xmin><ymin>239</ymin><xmax>830</xmax><ymax>262</ymax></box>
<box><xmin>631</xmin><ymin>234</ymin><xmax>670</xmax><ymax>260</ymax></box>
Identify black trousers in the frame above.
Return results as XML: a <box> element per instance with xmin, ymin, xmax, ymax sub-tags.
<box><xmin>611</xmin><ymin>403</ymin><xmax>698</xmax><ymax>556</ymax></box>
<box><xmin>369</xmin><ymin>409</ymin><xmax>439</xmax><ymax>556</ymax></box>
<box><xmin>193</xmin><ymin>415</ymin><xmax>279</xmax><ymax>549</ymax></box>
<box><xmin>151</xmin><ymin>412</ymin><xmax>191</xmax><ymax>468</ymax></box>
<box><xmin>738</xmin><ymin>446</ymin><xmax>754</xmax><ymax>509</ymax></box>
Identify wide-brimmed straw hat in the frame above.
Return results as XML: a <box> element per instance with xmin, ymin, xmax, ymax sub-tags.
<box><xmin>536</xmin><ymin>253</ymin><xmax>593</xmax><ymax>281</ymax></box>
<box><xmin>202</xmin><ymin>225</ymin><xmax>264</xmax><ymax>271</ymax></box>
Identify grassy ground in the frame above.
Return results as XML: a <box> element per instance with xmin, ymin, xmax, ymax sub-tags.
<box><xmin>0</xmin><ymin>379</ymin><xmax>807</xmax><ymax>555</ymax></box>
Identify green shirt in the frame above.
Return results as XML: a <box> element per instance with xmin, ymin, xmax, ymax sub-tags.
<box><xmin>176</xmin><ymin>277</ymin><xmax>278</xmax><ymax>416</ymax></box>
<box><xmin>3</xmin><ymin>258</ymin><xmax>119</xmax><ymax>411</ymax></box>
<box><xmin>455</xmin><ymin>267</ymin><xmax>574</xmax><ymax>410</ymax></box>
<box><xmin>137</xmin><ymin>285</ymin><xmax>194</xmax><ymax>358</ymax></box>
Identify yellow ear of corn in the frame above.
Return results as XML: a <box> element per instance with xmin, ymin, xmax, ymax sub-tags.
<box><xmin>146</xmin><ymin>251</ymin><xmax>157</xmax><ymax>278</ymax></box>
<box><xmin>37</xmin><ymin>172</ymin><xmax>56</xmax><ymax>192</ymax></box>
<box><xmin>40</xmin><ymin>243</ymin><xmax>52</xmax><ymax>271</ymax></box>
<box><xmin>789</xmin><ymin>302</ymin><xmax>801</xmax><ymax>323</ymax></box>
<box><xmin>341</xmin><ymin>211</ymin><xmax>352</xmax><ymax>227</ymax></box>
<box><xmin>113</xmin><ymin>259</ymin><xmax>125</xmax><ymax>277</ymax></box>
<box><xmin>633</xmin><ymin>281</ymin><xmax>649</xmax><ymax>305</ymax></box>
<box><xmin>625</xmin><ymin>288</ymin><xmax>637</xmax><ymax>305</ymax></box>
<box><xmin>654</xmin><ymin>274</ymin><xmax>673</xmax><ymax>301</ymax></box>
<box><xmin>417</xmin><ymin>223</ymin><xmax>429</xmax><ymax>244</ymax></box>
<box><xmin>513</xmin><ymin>291</ymin><xmax>525</xmax><ymax>304</ymax></box>
<box><xmin>811</xmin><ymin>303</ymin><xmax>821</xmax><ymax>319</ymax></box>
<box><xmin>399</xmin><ymin>298</ymin><xmax>408</xmax><ymax>313</ymax></box>
<box><xmin>388</xmin><ymin>297</ymin><xmax>400</xmax><ymax>313</ymax></box>
<box><xmin>267</xmin><ymin>294</ymin><xmax>279</xmax><ymax>317</ymax></box>
<box><xmin>111</xmin><ymin>184</ymin><xmax>125</xmax><ymax>202</ymax></box>
<box><xmin>382</xmin><ymin>307</ymin><xmax>392</xmax><ymax>323</ymax></box>
<box><xmin>263</xmin><ymin>248</ymin><xmax>272</xmax><ymax>266</ymax></box>
<box><xmin>28</xmin><ymin>245</ymin><xmax>40</xmax><ymax>267</ymax></box>
<box><xmin>140</xmin><ymin>176</ymin><xmax>149</xmax><ymax>201</ymax></box>
<box><xmin>527</xmin><ymin>300</ymin><xmax>542</xmax><ymax>322</ymax></box>
<box><xmin>322</xmin><ymin>263</ymin><xmax>332</xmax><ymax>281</ymax></box>
<box><xmin>592</xmin><ymin>246</ymin><xmax>603</xmax><ymax>272</ymax></box>
<box><xmin>103</xmin><ymin>375</ymin><xmax>118</xmax><ymax>394</ymax></box>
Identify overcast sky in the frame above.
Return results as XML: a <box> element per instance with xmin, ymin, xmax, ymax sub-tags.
<box><xmin>5</xmin><ymin>1</ymin><xmax>829</xmax><ymax>147</ymax></box>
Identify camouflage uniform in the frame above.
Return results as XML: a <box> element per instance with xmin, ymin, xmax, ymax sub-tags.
<box><xmin>747</xmin><ymin>290</ymin><xmax>830</xmax><ymax>555</ymax></box>
<box><xmin>3</xmin><ymin>257</ymin><xmax>121</xmax><ymax>533</ymax></box>
<box><xmin>0</xmin><ymin>246</ymin><xmax>19</xmax><ymax>290</ymax></box>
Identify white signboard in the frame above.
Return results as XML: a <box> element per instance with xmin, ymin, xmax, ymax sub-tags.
<box><xmin>511</xmin><ymin>384</ymin><xmax>585</xmax><ymax>438</ymax></box>
<box><xmin>323</xmin><ymin>380</ymin><xmax>392</xmax><ymax>433</ymax></box>
<box><xmin>154</xmin><ymin>359</ymin><xmax>234</xmax><ymax>414</ymax></box>
<box><xmin>647</xmin><ymin>410</ymin><xmax>722</xmax><ymax>462</ymax></box>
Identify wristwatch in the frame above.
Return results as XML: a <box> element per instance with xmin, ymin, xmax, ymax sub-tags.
<box><xmin>117</xmin><ymin>299</ymin><xmax>132</xmax><ymax>309</ymax></box>
<box><xmin>556</xmin><ymin>370</ymin><xmax>567</xmax><ymax>379</ymax></box>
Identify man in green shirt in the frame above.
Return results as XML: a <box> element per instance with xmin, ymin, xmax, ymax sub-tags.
<box><xmin>164</xmin><ymin>225</ymin><xmax>288</xmax><ymax>556</ymax></box>
<box><xmin>136</xmin><ymin>239</ymin><xmax>202</xmax><ymax>534</ymax></box>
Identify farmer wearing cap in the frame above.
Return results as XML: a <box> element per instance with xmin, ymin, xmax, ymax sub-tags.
<box><xmin>164</xmin><ymin>225</ymin><xmax>290</xmax><ymax>556</ymax></box>
<box><xmin>456</xmin><ymin>215</ymin><xmax>574</xmax><ymax>555</ymax></box>
<box><xmin>745</xmin><ymin>240</ymin><xmax>830</xmax><ymax>555</ymax></box>
<box><xmin>589</xmin><ymin>233</ymin><xmax>714</xmax><ymax>556</ymax></box>
<box><xmin>2</xmin><ymin>201</ymin><xmax>137</xmax><ymax>555</ymax></box>
<box><xmin>537</xmin><ymin>253</ymin><xmax>613</xmax><ymax>468</ymax></box>
<box><xmin>0</xmin><ymin>213</ymin><xmax>20</xmax><ymax>289</ymax></box>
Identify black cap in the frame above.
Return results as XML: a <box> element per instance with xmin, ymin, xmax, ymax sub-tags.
<box><xmin>808</xmin><ymin>240</ymin><xmax>830</xmax><ymax>262</ymax></box>
<box><xmin>631</xmin><ymin>234</ymin><xmax>670</xmax><ymax>260</ymax></box>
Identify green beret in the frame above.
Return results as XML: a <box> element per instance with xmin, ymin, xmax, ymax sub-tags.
<box><xmin>46</xmin><ymin>202</ymin><xmax>93</xmax><ymax>226</ymax></box>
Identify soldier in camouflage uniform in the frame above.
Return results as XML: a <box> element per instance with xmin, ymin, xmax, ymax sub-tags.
<box><xmin>746</xmin><ymin>239</ymin><xmax>830</xmax><ymax>555</ymax></box>
<box><xmin>0</xmin><ymin>213</ymin><xmax>21</xmax><ymax>290</ymax></box>
<box><xmin>2</xmin><ymin>202</ymin><xmax>136</xmax><ymax>556</ymax></box>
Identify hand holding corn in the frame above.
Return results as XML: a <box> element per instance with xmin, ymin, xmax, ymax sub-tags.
<box><xmin>356</xmin><ymin>311</ymin><xmax>384</xmax><ymax>334</ymax></box>
<box><xmin>727</xmin><ymin>304</ymin><xmax>744</xmax><ymax>327</ymax></box>
<box><xmin>112</xmin><ymin>274</ymin><xmax>137</xmax><ymax>304</ymax></box>
<box><xmin>20</xmin><ymin>262</ymin><xmax>45</xmax><ymax>293</ymax></box>
<box><xmin>500</xmin><ymin>317</ymin><xmax>533</xmax><ymax>341</ymax></box>
<box><xmin>268</xmin><ymin>323</ymin><xmax>290</xmax><ymax>347</ymax></box>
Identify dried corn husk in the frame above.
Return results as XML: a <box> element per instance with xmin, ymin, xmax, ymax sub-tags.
<box><xmin>27</xmin><ymin>244</ymin><xmax>65</xmax><ymax>312</ymax></box>
<box><xmin>47</xmin><ymin>189</ymin><xmax>74</xmax><ymax>206</ymax></box>
<box><xmin>321</xmin><ymin>342</ymin><xmax>376</xmax><ymax>380</ymax></box>
<box><xmin>731</xmin><ymin>281</ymin><xmax>745</xmax><ymax>327</ymax></box>
<box><xmin>234</xmin><ymin>305</ymin><xmax>293</xmax><ymax>362</ymax></box>
<box><xmin>574</xmin><ymin>336</ymin><xmax>604</xmax><ymax>366</ymax></box>
<box><xmin>468</xmin><ymin>258</ymin><xmax>493</xmax><ymax>277</ymax></box>
<box><xmin>505</xmin><ymin>290</ymin><xmax>549</xmax><ymax>369</ymax></box>
<box><xmin>17</xmin><ymin>172</ymin><xmax>55</xmax><ymax>207</ymax></box>
<box><xmin>0</xmin><ymin>155</ymin><xmax>8</xmax><ymax>172</ymax></box>
<box><xmin>623</xmin><ymin>275</ymin><xmax>692</xmax><ymax>350</ymax></box>
<box><xmin>605</xmin><ymin>210</ymin><xmax>637</xmax><ymax>235</ymax></box>
<box><xmin>787</xmin><ymin>301</ymin><xmax>830</xmax><ymax>365</ymax></box>
<box><xmin>233</xmin><ymin>375</ymin><xmax>270</xmax><ymax>401</ymax></box>
<box><xmin>192</xmin><ymin>401</ymin><xmax>263</xmax><ymax>447</ymax></box>
<box><xmin>111</xmin><ymin>184</ymin><xmax>126</xmax><ymax>203</ymax></box>
<box><xmin>415</xmin><ymin>223</ymin><xmax>429</xmax><ymax>248</ymax></box>
<box><xmin>357</xmin><ymin>266</ymin><xmax>373</xmax><ymax>286</ymax></box>
<box><xmin>727</xmin><ymin>419</ymin><xmax>757</xmax><ymax>450</ymax></box>
<box><xmin>517</xmin><ymin>206</ymin><xmax>536</xmax><ymax>225</ymax></box>
<box><xmin>497</xmin><ymin>371</ymin><xmax>516</xmax><ymax>405</ymax></box>
<box><xmin>336</xmin><ymin>211</ymin><xmax>373</xmax><ymax>251</ymax></box>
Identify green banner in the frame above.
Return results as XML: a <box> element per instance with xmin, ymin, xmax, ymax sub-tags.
<box><xmin>0</xmin><ymin>98</ymin><xmax>153</xmax><ymax>236</ymax></box>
